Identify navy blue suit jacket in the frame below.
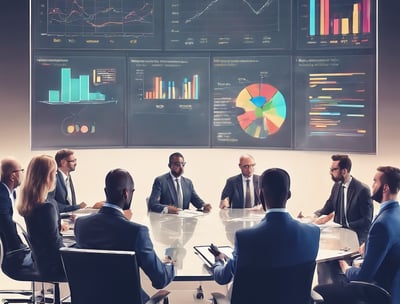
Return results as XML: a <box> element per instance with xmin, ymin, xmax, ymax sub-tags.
<box><xmin>74</xmin><ymin>206</ymin><xmax>175</xmax><ymax>300</ymax></box>
<box><xmin>148</xmin><ymin>173</ymin><xmax>205</xmax><ymax>213</ymax></box>
<box><xmin>220</xmin><ymin>174</ymin><xmax>261</xmax><ymax>208</ymax></box>
<box><xmin>48</xmin><ymin>170</ymin><xmax>79</xmax><ymax>213</ymax></box>
<box><xmin>318</xmin><ymin>177</ymin><xmax>373</xmax><ymax>244</ymax></box>
<box><xmin>213</xmin><ymin>211</ymin><xmax>320</xmax><ymax>284</ymax></box>
<box><xmin>346</xmin><ymin>201</ymin><xmax>400</xmax><ymax>299</ymax></box>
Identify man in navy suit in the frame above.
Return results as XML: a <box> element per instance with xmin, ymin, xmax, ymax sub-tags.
<box><xmin>0</xmin><ymin>157</ymin><xmax>33</xmax><ymax>270</ymax></box>
<box><xmin>219</xmin><ymin>154</ymin><xmax>261</xmax><ymax>209</ymax></box>
<box><xmin>148</xmin><ymin>152</ymin><xmax>212</xmax><ymax>214</ymax></box>
<box><xmin>212</xmin><ymin>168</ymin><xmax>320</xmax><ymax>286</ymax></box>
<box><xmin>315</xmin><ymin>166</ymin><xmax>400</xmax><ymax>303</ymax></box>
<box><xmin>75</xmin><ymin>168</ymin><xmax>175</xmax><ymax>302</ymax></box>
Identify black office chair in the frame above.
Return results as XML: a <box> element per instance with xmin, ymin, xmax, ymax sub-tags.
<box><xmin>212</xmin><ymin>260</ymin><xmax>316</xmax><ymax>304</ymax></box>
<box><xmin>59</xmin><ymin>247</ymin><xmax>170</xmax><ymax>304</ymax></box>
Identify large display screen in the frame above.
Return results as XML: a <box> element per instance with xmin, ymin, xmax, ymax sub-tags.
<box><xmin>32</xmin><ymin>55</ymin><xmax>125</xmax><ymax>148</ymax></box>
<box><xmin>32</xmin><ymin>0</ymin><xmax>163</xmax><ymax>50</ymax></box>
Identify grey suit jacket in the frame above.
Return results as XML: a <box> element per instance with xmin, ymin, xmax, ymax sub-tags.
<box><xmin>220</xmin><ymin>174</ymin><xmax>261</xmax><ymax>208</ymax></box>
<box><xmin>148</xmin><ymin>173</ymin><xmax>205</xmax><ymax>213</ymax></box>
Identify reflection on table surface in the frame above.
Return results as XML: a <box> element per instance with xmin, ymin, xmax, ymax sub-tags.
<box><xmin>136</xmin><ymin>208</ymin><xmax>360</xmax><ymax>281</ymax></box>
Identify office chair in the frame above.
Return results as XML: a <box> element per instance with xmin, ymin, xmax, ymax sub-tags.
<box><xmin>59</xmin><ymin>247</ymin><xmax>170</xmax><ymax>304</ymax></box>
<box><xmin>0</xmin><ymin>232</ymin><xmax>41</xmax><ymax>304</ymax></box>
<box><xmin>212</xmin><ymin>260</ymin><xmax>316</xmax><ymax>304</ymax></box>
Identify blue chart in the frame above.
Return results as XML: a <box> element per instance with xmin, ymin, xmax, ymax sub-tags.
<box><xmin>165</xmin><ymin>0</ymin><xmax>291</xmax><ymax>50</ymax></box>
<box><xmin>34</xmin><ymin>0</ymin><xmax>162</xmax><ymax>49</ymax></box>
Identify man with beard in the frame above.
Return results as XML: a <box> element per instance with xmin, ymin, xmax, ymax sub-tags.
<box><xmin>314</xmin><ymin>166</ymin><xmax>400</xmax><ymax>304</ymax></box>
<box><xmin>74</xmin><ymin>168</ymin><xmax>175</xmax><ymax>302</ymax></box>
<box><xmin>314</xmin><ymin>154</ymin><xmax>373</xmax><ymax>284</ymax></box>
<box><xmin>148</xmin><ymin>152</ymin><xmax>212</xmax><ymax>214</ymax></box>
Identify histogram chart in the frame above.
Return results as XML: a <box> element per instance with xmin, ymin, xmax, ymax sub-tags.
<box><xmin>297</xmin><ymin>0</ymin><xmax>375</xmax><ymax>49</ymax></box>
<box><xmin>212</xmin><ymin>56</ymin><xmax>292</xmax><ymax>148</ymax></box>
<box><xmin>294</xmin><ymin>55</ymin><xmax>375</xmax><ymax>152</ymax></box>
<box><xmin>33</xmin><ymin>0</ymin><xmax>162</xmax><ymax>50</ymax></box>
<box><xmin>32</xmin><ymin>55</ymin><xmax>125</xmax><ymax>148</ymax></box>
<box><xmin>128</xmin><ymin>57</ymin><xmax>210</xmax><ymax>147</ymax></box>
<box><xmin>165</xmin><ymin>0</ymin><xmax>291</xmax><ymax>50</ymax></box>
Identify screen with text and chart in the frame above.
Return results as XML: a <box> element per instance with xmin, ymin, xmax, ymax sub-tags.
<box><xmin>294</xmin><ymin>55</ymin><xmax>375</xmax><ymax>152</ymax></box>
<box><xmin>33</xmin><ymin>0</ymin><xmax>162</xmax><ymax>50</ymax></box>
<box><xmin>212</xmin><ymin>56</ymin><xmax>292</xmax><ymax>148</ymax></box>
<box><xmin>128</xmin><ymin>56</ymin><xmax>210</xmax><ymax>147</ymax></box>
<box><xmin>32</xmin><ymin>55</ymin><xmax>125</xmax><ymax>148</ymax></box>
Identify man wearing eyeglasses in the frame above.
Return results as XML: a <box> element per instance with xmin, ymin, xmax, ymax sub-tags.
<box><xmin>219</xmin><ymin>154</ymin><xmax>262</xmax><ymax>209</ymax></box>
<box><xmin>48</xmin><ymin>149</ymin><xmax>87</xmax><ymax>214</ymax></box>
<box><xmin>313</xmin><ymin>154</ymin><xmax>373</xmax><ymax>284</ymax></box>
<box><xmin>148</xmin><ymin>152</ymin><xmax>212</xmax><ymax>214</ymax></box>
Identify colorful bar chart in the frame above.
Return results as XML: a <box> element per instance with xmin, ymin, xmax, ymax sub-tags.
<box><xmin>144</xmin><ymin>74</ymin><xmax>199</xmax><ymax>100</ymax></box>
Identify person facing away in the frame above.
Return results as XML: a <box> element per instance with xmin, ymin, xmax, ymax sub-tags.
<box><xmin>47</xmin><ymin>149</ymin><xmax>87</xmax><ymax>214</ymax></box>
<box><xmin>17</xmin><ymin>155</ymin><xmax>66</xmax><ymax>281</ymax></box>
<box><xmin>219</xmin><ymin>154</ymin><xmax>262</xmax><ymax>209</ymax></box>
<box><xmin>313</xmin><ymin>154</ymin><xmax>373</xmax><ymax>245</ymax></box>
<box><xmin>148</xmin><ymin>152</ymin><xmax>212</xmax><ymax>214</ymax></box>
<box><xmin>0</xmin><ymin>157</ymin><xmax>33</xmax><ymax>271</ymax></box>
<box><xmin>314</xmin><ymin>166</ymin><xmax>400</xmax><ymax>304</ymax></box>
<box><xmin>74</xmin><ymin>168</ymin><xmax>175</xmax><ymax>302</ymax></box>
<box><xmin>212</xmin><ymin>168</ymin><xmax>320</xmax><ymax>286</ymax></box>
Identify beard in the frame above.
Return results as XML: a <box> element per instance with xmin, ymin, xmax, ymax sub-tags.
<box><xmin>331</xmin><ymin>174</ymin><xmax>344</xmax><ymax>183</ymax></box>
<box><xmin>372</xmin><ymin>184</ymin><xmax>384</xmax><ymax>203</ymax></box>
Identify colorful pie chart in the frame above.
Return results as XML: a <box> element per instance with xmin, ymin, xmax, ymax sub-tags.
<box><xmin>236</xmin><ymin>83</ymin><xmax>286</xmax><ymax>139</ymax></box>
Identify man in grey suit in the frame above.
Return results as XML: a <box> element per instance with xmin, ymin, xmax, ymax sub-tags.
<box><xmin>75</xmin><ymin>168</ymin><xmax>175</xmax><ymax>302</ymax></box>
<box><xmin>148</xmin><ymin>152</ymin><xmax>212</xmax><ymax>214</ymax></box>
<box><xmin>219</xmin><ymin>154</ymin><xmax>261</xmax><ymax>209</ymax></box>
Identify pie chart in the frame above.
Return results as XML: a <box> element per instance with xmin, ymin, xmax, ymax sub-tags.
<box><xmin>236</xmin><ymin>83</ymin><xmax>286</xmax><ymax>139</ymax></box>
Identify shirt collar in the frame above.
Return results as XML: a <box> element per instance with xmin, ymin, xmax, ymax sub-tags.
<box><xmin>266</xmin><ymin>208</ymin><xmax>288</xmax><ymax>214</ymax></box>
<box><xmin>379</xmin><ymin>200</ymin><xmax>398</xmax><ymax>211</ymax></box>
<box><xmin>170</xmin><ymin>172</ymin><xmax>181</xmax><ymax>181</ymax></box>
<box><xmin>58</xmin><ymin>169</ymin><xmax>68</xmax><ymax>181</ymax></box>
<box><xmin>342</xmin><ymin>176</ymin><xmax>352</xmax><ymax>188</ymax></box>
<box><xmin>242</xmin><ymin>175</ymin><xmax>252</xmax><ymax>181</ymax></box>
<box><xmin>103</xmin><ymin>202</ymin><xmax>124</xmax><ymax>214</ymax></box>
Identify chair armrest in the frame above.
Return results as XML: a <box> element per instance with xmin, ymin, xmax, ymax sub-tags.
<box><xmin>211</xmin><ymin>292</ymin><xmax>230</xmax><ymax>304</ymax></box>
<box><xmin>349</xmin><ymin>281</ymin><xmax>391</xmax><ymax>296</ymax></box>
<box><xmin>146</xmin><ymin>289</ymin><xmax>170</xmax><ymax>304</ymax></box>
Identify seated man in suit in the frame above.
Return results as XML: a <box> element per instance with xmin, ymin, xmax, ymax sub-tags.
<box><xmin>219</xmin><ymin>154</ymin><xmax>261</xmax><ymax>209</ymax></box>
<box><xmin>74</xmin><ymin>168</ymin><xmax>175</xmax><ymax>302</ymax></box>
<box><xmin>315</xmin><ymin>166</ymin><xmax>400</xmax><ymax>304</ymax></box>
<box><xmin>212</xmin><ymin>168</ymin><xmax>320</xmax><ymax>289</ymax></box>
<box><xmin>0</xmin><ymin>157</ymin><xmax>33</xmax><ymax>271</ymax></box>
<box><xmin>148</xmin><ymin>152</ymin><xmax>212</xmax><ymax>214</ymax></box>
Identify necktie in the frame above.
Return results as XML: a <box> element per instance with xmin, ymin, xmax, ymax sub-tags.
<box><xmin>245</xmin><ymin>179</ymin><xmax>252</xmax><ymax>208</ymax></box>
<box><xmin>66</xmin><ymin>175</ymin><xmax>77</xmax><ymax>206</ymax></box>
<box><xmin>176</xmin><ymin>178</ymin><xmax>183</xmax><ymax>209</ymax></box>
<box><xmin>338</xmin><ymin>184</ymin><xmax>346</xmax><ymax>226</ymax></box>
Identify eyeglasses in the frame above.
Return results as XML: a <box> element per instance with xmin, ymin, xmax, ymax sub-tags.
<box><xmin>12</xmin><ymin>169</ymin><xmax>24</xmax><ymax>173</ymax></box>
<box><xmin>240</xmin><ymin>164</ymin><xmax>256</xmax><ymax>169</ymax></box>
<box><xmin>171</xmin><ymin>162</ymin><xmax>186</xmax><ymax>167</ymax></box>
<box><xmin>67</xmin><ymin>159</ymin><xmax>77</xmax><ymax>163</ymax></box>
<box><xmin>330</xmin><ymin>167</ymin><xmax>340</xmax><ymax>172</ymax></box>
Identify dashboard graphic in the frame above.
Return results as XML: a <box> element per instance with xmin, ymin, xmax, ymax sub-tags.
<box><xmin>128</xmin><ymin>57</ymin><xmax>210</xmax><ymax>147</ymax></box>
<box><xmin>294</xmin><ymin>55</ymin><xmax>375</xmax><ymax>152</ymax></box>
<box><xmin>32</xmin><ymin>55</ymin><xmax>125</xmax><ymax>148</ymax></box>
<box><xmin>297</xmin><ymin>0</ymin><xmax>375</xmax><ymax>49</ymax></box>
<box><xmin>165</xmin><ymin>0</ymin><xmax>291</xmax><ymax>50</ymax></box>
<box><xmin>33</xmin><ymin>0</ymin><xmax>162</xmax><ymax>50</ymax></box>
<box><xmin>212</xmin><ymin>56</ymin><xmax>291</xmax><ymax>148</ymax></box>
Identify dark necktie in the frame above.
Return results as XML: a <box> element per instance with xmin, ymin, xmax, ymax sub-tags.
<box><xmin>66</xmin><ymin>175</ymin><xmax>77</xmax><ymax>206</ymax></box>
<box><xmin>338</xmin><ymin>184</ymin><xmax>346</xmax><ymax>226</ymax></box>
<box><xmin>175</xmin><ymin>178</ymin><xmax>183</xmax><ymax>209</ymax></box>
<box><xmin>245</xmin><ymin>179</ymin><xmax>252</xmax><ymax>208</ymax></box>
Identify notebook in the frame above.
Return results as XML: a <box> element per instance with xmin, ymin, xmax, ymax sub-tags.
<box><xmin>194</xmin><ymin>245</ymin><xmax>233</xmax><ymax>268</ymax></box>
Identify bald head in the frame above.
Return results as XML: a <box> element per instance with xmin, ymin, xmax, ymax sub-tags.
<box><xmin>104</xmin><ymin>169</ymin><xmax>135</xmax><ymax>209</ymax></box>
<box><xmin>238</xmin><ymin>154</ymin><xmax>256</xmax><ymax>178</ymax></box>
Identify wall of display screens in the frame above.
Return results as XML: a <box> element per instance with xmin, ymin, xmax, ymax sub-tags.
<box><xmin>31</xmin><ymin>0</ymin><xmax>376</xmax><ymax>152</ymax></box>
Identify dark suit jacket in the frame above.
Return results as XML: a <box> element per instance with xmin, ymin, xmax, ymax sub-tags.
<box><xmin>24</xmin><ymin>202</ymin><xmax>65</xmax><ymax>281</ymax></box>
<box><xmin>318</xmin><ymin>177</ymin><xmax>373</xmax><ymax>244</ymax></box>
<box><xmin>220</xmin><ymin>174</ymin><xmax>261</xmax><ymax>208</ymax></box>
<box><xmin>74</xmin><ymin>206</ymin><xmax>175</xmax><ymax>301</ymax></box>
<box><xmin>213</xmin><ymin>211</ymin><xmax>320</xmax><ymax>284</ymax></box>
<box><xmin>148</xmin><ymin>173</ymin><xmax>205</xmax><ymax>213</ymax></box>
<box><xmin>48</xmin><ymin>170</ymin><xmax>79</xmax><ymax>213</ymax></box>
<box><xmin>346</xmin><ymin>201</ymin><xmax>400</xmax><ymax>300</ymax></box>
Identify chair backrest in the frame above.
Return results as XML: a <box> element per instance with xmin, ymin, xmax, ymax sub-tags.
<box><xmin>230</xmin><ymin>261</ymin><xmax>316</xmax><ymax>304</ymax></box>
<box><xmin>60</xmin><ymin>247</ymin><xmax>143</xmax><ymax>304</ymax></box>
<box><xmin>348</xmin><ymin>281</ymin><xmax>392</xmax><ymax>304</ymax></box>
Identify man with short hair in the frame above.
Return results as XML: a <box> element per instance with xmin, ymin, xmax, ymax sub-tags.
<box><xmin>74</xmin><ymin>168</ymin><xmax>174</xmax><ymax>302</ymax></box>
<box><xmin>49</xmin><ymin>149</ymin><xmax>86</xmax><ymax>213</ymax></box>
<box><xmin>212</xmin><ymin>168</ymin><xmax>320</xmax><ymax>289</ymax></box>
<box><xmin>0</xmin><ymin>157</ymin><xmax>33</xmax><ymax>270</ymax></box>
<box><xmin>148</xmin><ymin>152</ymin><xmax>212</xmax><ymax>214</ymax></box>
<box><xmin>219</xmin><ymin>154</ymin><xmax>261</xmax><ymax>209</ymax></box>
<box><xmin>315</xmin><ymin>166</ymin><xmax>400</xmax><ymax>304</ymax></box>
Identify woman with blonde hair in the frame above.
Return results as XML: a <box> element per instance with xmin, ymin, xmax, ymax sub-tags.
<box><xmin>18</xmin><ymin>155</ymin><xmax>66</xmax><ymax>281</ymax></box>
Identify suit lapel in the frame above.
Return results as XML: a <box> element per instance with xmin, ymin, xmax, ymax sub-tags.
<box><xmin>236</xmin><ymin>175</ymin><xmax>244</xmax><ymax>207</ymax></box>
<box><xmin>253</xmin><ymin>175</ymin><xmax>260</xmax><ymax>204</ymax></box>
